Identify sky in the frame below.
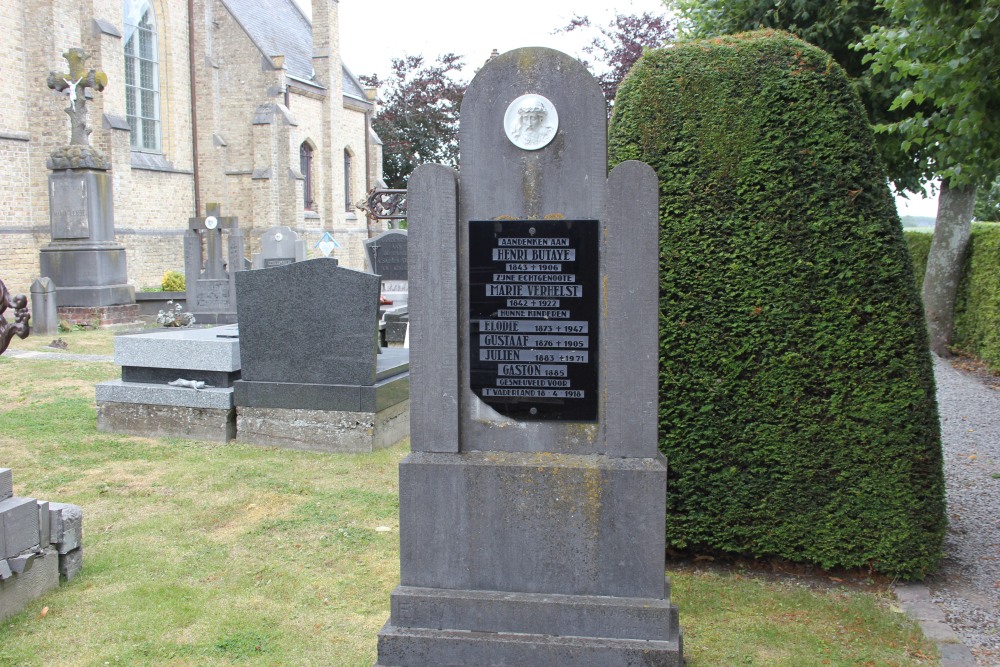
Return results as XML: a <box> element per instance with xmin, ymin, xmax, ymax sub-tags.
<box><xmin>296</xmin><ymin>0</ymin><xmax>940</xmax><ymax>220</ymax></box>
<box><xmin>321</xmin><ymin>0</ymin><xmax>669</xmax><ymax>79</ymax></box>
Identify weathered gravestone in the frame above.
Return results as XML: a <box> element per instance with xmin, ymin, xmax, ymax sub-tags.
<box><xmin>252</xmin><ymin>226</ymin><xmax>306</xmax><ymax>269</ymax></box>
<box><xmin>185</xmin><ymin>204</ymin><xmax>246</xmax><ymax>324</ymax></box>
<box><xmin>365</xmin><ymin>229</ymin><xmax>409</xmax><ymax>344</ymax></box>
<box><xmin>39</xmin><ymin>48</ymin><xmax>138</xmax><ymax>326</ymax></box>
<box><xmin>233</xmin><ymin>258</ymin><xmax>409</xmax><ymax>453</ymax></box>
<box><xmin>365</xmin><ymin>229</ymin><xmax>408</xmax><ymax>301</ymax></box>
<box><xmin>375</xmin><ymin>47</ymin><xmax>682</xmax><ymax>665</ymax></box>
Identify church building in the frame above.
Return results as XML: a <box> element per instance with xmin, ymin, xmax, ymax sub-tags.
<box><xmin>0</xmin><ymin>0</ymin><xmax>382</xmax><ymax>296</ymax></box>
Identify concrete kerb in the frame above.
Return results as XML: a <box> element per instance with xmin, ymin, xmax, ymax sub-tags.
<box><xmin>894</xmin><ymin>583</ymin><xmax>976</xmax><ymax>666</ymax></box>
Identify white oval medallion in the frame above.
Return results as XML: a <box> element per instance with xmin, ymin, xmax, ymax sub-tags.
<box><xmin>504</xmin><ymin>94</ymin><xmax>558</xmax><ymax>151</ymax></box>
<box><xmin>205</xmin><ymin>215</ymin><xmax>218</xmax><ymax>230</ymax></box>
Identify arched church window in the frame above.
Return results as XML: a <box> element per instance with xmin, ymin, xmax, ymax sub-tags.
<box><xmin>123</xmin><ymin>0</ymin><xmax>160</xmax><ymax>152</ymax></box>
<box><xmin>301</xmin><ymin>142</ymin><xmax>315</xmax><ymax>210</ymax></box>
<box><xmin>344</xmin><ymin>148</ymin><xmax>354</xmax><ymax>212</ymax></box>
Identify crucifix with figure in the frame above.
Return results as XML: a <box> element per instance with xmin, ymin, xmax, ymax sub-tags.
<box><xmin>46</xmin><ymin>48</ymin><xmax>108</xmax><ymax>148</ymax></box>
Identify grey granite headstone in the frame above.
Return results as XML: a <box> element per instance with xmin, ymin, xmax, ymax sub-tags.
<box><xmin>252</xmin><ymin>226</ymin><xmax>307</xmax><ymax>269</ymax></box>
<box><xmin>235</xmin><ymin>258</ymin><xmax>379</xmax><ymax>386</ymax></box>
<box><xmin>233</xmin><ymin>258</ymin><xmax>410</xmax><ymax>453</ymax></box>
<box><xmin>376</xmin><ymin>47</ymin><xmax>682</xmax><ymax>666</ymax></box>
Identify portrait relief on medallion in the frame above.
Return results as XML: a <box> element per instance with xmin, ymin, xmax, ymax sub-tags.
<box><xmin>504</xmin><ymin>94</ymin><xmax>559</xmax><ymax>151</ymax></box>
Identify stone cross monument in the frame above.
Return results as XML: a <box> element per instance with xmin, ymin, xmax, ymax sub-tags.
<box><xmin>45</xmin><ymin>48</ymin><xmax>110</xmax><ymax>170</ymax></box>
<box><xmin>375</xmin><ymin>47</ymin><xmax>683</xmax><ymax>665</ymax></box>
<box><xmin>185</xmin><ymin>204</ymin><xmax>245</xmax><ymax>324</ymax></box>
<box><xmin>39</xmin><ymin>48</ymin><xmax>137</xmax><ymax>326</ymax></box>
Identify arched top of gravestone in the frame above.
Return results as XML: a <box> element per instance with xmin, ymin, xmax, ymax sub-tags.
<box><xmin>460</xmin><ymin>47</ymin><xmax>607</xmax><ymax>220</ymax></box>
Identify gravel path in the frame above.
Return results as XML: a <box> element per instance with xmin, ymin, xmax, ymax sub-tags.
<box><xmin>930</xmin><ymin>356</ymin><xmax>1000</xmax><ymax>666</ymax></box>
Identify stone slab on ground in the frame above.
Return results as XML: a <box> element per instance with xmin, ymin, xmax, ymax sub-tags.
<box><xmin>0</xmin><ymin>547</ymin><xmax>59</xmax><ymax>622</ymax></box>
<box><xmin>376</xmin><ymin>622</ymin><xmax>683</xmax><ymax>667</ymax></box>
<box><xmin>895</xmin><ymin>583</ymin><xmax>977</xmax><ymax>667</ymax></box>
<box><xmin>96</xmin><ymin>402</ymin><xmax>236</xmax><ymax>442</ymax></box>
<box><xmin>236</xmin><ymin>400</ymin><xmax>409</xmax><ymax>453</ymax></box>
<box><xmin>96</xmin><ymin>380</ymin><xmax>235</xmax><ymax>410</ymax></box>
<box><xmin>0</xmin><ymin>469</ymin><xmax>11</xmax><ymax>501</ymax></box>
<box><xmin>113</xmin><ymin>324</ymin><xmax>241</xmax><ymax>371</ymax></box>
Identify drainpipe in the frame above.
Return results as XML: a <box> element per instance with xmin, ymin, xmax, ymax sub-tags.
<box><xmin>188</xmin><ymin>0</ymin><xmax>201</xmax><ymax>216</ymax></box>
<box><xmin>364</xmin><ymin>108</ymin><xmax>372</xmax><ymax>238</ymax></box>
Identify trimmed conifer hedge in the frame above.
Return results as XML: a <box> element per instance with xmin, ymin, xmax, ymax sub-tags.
<box><xmin>907</xmin><ymin>225</ymin><xmax>1000</xmax><ymax>371</ymax></box>
<box><xmin>609</xmin><ymin>31</ymin><xmax>945</xmax><ymax>578</ymax></box>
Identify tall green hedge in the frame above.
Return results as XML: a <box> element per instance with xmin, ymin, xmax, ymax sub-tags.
<box><xmin>609</xmin><ymin>31</ymin><xmax>945</xmax><ymax>578</ymax></box>
<box><xmin>904</xmin><ymin>231</ymin><xmax>933</xmax><ymax>294</ymax></box>
<box><xmin>907</xmin><ymin>225</ymin><xmax>1000</xmax><ymax>371</ymax></box>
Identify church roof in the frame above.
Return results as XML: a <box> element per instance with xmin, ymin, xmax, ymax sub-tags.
<box><xmin>222</xmin><ymin>0</ymin><xmax>315</xmax><ymax>83</ymax></box>
<box><xmin>222</xmin><ymin>0</ymin><xmax>373</xmax><ymax>108</ymax></box>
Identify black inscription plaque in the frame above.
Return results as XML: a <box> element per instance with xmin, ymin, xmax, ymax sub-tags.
<box><xmin>469</xmin><ymin>219</ymin><xmax>599</xmax><ymax>421</ymax></box>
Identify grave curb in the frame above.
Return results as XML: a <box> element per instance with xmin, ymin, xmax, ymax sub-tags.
<box><xmin>894</xmin><ymin>583</ymin><xmax>976</xmax><ymax>666</ymax></box>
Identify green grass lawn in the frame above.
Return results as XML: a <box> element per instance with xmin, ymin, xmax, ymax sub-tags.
<box><xmin>0</xmin><ymin>339</ymin><xmax>937</xmax><ymax>666</ymax></box>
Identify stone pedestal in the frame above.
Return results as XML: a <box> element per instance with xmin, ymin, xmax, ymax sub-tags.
<box><xmin>376</xmin><ymin>47</ymin><xmax>681</xmax><ymax>666</ymax></box>
<box><xmin>40</xmin><ymin>169</ymin><xmax>136</xmax><ymax>322</ymax></box>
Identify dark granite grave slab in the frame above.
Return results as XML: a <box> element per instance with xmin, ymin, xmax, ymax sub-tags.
<box><xmin>235</xmin><ymin>258</ymin><xmax>380</xmax><ymax>386</ymax></box>
<box><xmin>121</xmin><ymin>367</ymin><xmax>240</xmax><ymax>387</ymax></box>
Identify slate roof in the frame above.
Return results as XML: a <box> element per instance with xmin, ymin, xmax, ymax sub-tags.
<box><xmin>222</xmin><ymin>0</ymin><xmax>316</xmax><ymax>83</ymax></box>
<box><xmin>222</xmin><ymin>0</ymin><xmax>372</xmax><ymax>108</ymax></box>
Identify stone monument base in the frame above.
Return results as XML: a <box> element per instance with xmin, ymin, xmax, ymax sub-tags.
<box><xmin>236</xmin><ymin>400</ymin><xmax>409</xmax><ymax>453</ymax></box>
<box><xmin>233</xmin><ymin>348</ymin><xmax>410</xmax><ymax>453</ymax></box>
<box><xmin>96</xmin><ymin>387</ymin><xmax>236</xmax><ymax>442</ymax></box>
<box><xmin>57</xmin><ymin>303</ymin><xmax>141</xmax><ymax>328</ymax></box>
<box><xmin>377</xmin><ymin>451</ymin><xmax>683</xmax><ymax>666</ymax></box>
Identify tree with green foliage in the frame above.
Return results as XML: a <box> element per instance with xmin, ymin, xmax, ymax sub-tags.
<box><xmin>556</xmin><ymin>11</ymin><xmax>674</xmax><ymax>109</ymax></box>
<box><xmin>974</xmin><ymin>177</ymin><xmax>1000</xmax><ymax>222</ymax></box>
<box><xmin>859</xmin><ymin>0</ymin><xmax>1000</xmax><ymax>356</ymax></box>
<box><xmin>609</xmin><ymin>31</ymin><xmax>944</xmax><ymax>578</ymax></box>
<box><xmin>360</xmin><ymin>54</ymin><xmax>466</xmax><ymax>188</ymax></box>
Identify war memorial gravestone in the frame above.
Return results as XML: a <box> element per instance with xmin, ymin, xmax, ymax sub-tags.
<box><xmin>375</xmin><ymin>47</ymin><xmax>682</xmax><ymax>666</ymax></box>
